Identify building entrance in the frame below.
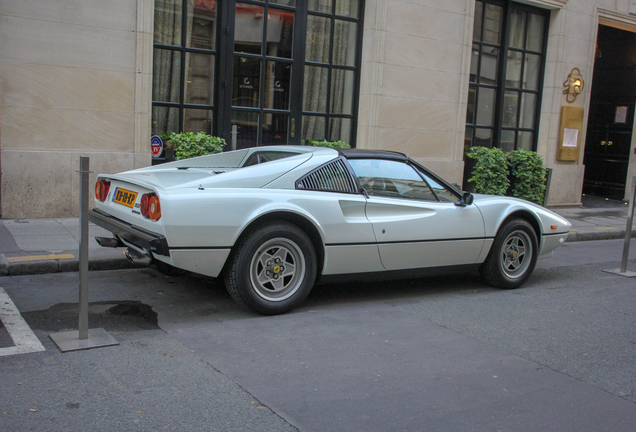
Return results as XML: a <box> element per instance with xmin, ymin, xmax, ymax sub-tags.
<box><xmin>222</xmin><ymin>2</ymin><xmax>303</xmax><ymax>149</ymax></box>
<box><xmin>583</xmin><ymin>25</ymin><xmax>636</xmax><ymax>200</ymax></box>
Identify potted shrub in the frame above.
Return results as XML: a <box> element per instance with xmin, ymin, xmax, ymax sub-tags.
<box><xmin>465</xmin><ymin>146</ymin><xmax>510</xmax><ymax>196</ymax></box>
<box><xmin>306</xmin><ymin>139</ymin><xmax>351</xmax><ymax>149</ymax></box>
<box><xmin>168</xmin><ymin>132</ymin><xmax>226</xmax><ymax>160</ymax></box>
<box><xmin>509</xmin><ymin>150</ymin><xmax>547</xmax><ymax>205</ymax></box>
<box><xmin>465</xmin><ymin>146</ymin><xmax>548</xmax><ymax>205</ymax></box>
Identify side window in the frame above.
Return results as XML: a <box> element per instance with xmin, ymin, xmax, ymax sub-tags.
<box><xmin>348</xmin><ymin>159</ymin><xmax>438</xmax><ymax>201</ymax></box>
<box><xmin>420</xmin><ymin>173</ymin><xmax>458</xmax><ymax>203</ymax></box>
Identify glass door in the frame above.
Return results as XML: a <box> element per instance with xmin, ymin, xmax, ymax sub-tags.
<box><xmin>152</xmin><ymin>0</ymin><xmax>363</xmax><ymax>152</ymax></box>
<box><xmin>221</xmin><ymin>0</ymin><xmax>304</xmax><ymax>148</ymax></box>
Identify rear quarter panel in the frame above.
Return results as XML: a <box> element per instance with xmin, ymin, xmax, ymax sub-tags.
<box><xmin>158</xmin><ymin>188</ymin><xmax>376</xmax><ymax>249</ymax></box>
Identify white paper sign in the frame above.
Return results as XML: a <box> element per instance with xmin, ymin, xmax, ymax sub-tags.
<box><xmin>615</xmin><ymin>106</ymin><xmax>628</xmax><ymax>124</ymax></box>
<box><xmin>563</xmin><ymin>128</ymin><xmax>579</xmax><ymax>148</ymax></box>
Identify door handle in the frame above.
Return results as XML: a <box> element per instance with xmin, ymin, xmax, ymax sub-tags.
<box><xmin>291</xmin><ymin>118</ymin><xmax>296</xmax><ymax>138</ymax></box>
<box><xmin>608</xmin><ymin>141</ymin><xmax>613</xmax><ymax>146</ymax></box>
<box><xmin>601</xmin><ymin>141</ymin><xmax>606</xmax><ymax>146</ymax></box>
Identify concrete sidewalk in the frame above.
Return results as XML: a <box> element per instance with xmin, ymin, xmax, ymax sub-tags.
<box><xmin>0</xmin><ymin>195</ymin><xmax>634</xmax><ymax>276</ymax></box>
<box><xmin>0</xmin><ymin>218</ymin><xmax>139</xmax><ymax>276</ymax></box>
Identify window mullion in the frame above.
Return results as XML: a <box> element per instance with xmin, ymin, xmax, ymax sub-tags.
<box><xmin>494</xmin><ymin>3</ymin><xmax>513</xmax><ymax>151</ymax></box>
<box><xmin>293</xmin><ymin>3</ymin><xmax>308</xmax><ymax>145</ymax></box>
<box><xmin>256</xmin><ymin>3</ymin><xmax>270</xmax><ymax>146</ymax></box>
<box><xmin>532</xmin><ymin>9</ymin><xmax>551</xmax><ymax>152</ymax></box>
<box><xmin>216</xmin><ymin>0</ymin><xmax>233</xmax><ymax>142</ymax></box>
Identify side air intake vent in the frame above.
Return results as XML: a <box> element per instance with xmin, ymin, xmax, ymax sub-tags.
<box><xmin>296</xmin><ymin>159</ymin><xmax>358</xmax><ymax>194</ymax></box>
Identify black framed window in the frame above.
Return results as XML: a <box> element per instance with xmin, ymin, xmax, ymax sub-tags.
<box><xmin>225</xmin><ymin>0</ymin><xmax>298</xmax><ymax>149</ymax></box>
<box><xmin>302</xmin><ymin>1</ymin><xmax>362</xmax><ymax>145</ymax></box>
<box><xmin>152</xmin><ymin>0</ymin><xmax>365</xmax><ymax>152</ymax></box>
<box><xmin>152</xmin><ymin>0</ymin><xmax>218</xmax><ymax>136</ymax></box>
<box><xmin>465</xmin><ymin>1</ymin><xmax>549</xmax><ymax>152</ymax></box>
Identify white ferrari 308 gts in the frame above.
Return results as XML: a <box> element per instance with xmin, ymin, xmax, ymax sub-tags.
<box><xmin>90</xmin><ymin>146</ymin><xmax>571</xmax><ymax>314</ymax></box>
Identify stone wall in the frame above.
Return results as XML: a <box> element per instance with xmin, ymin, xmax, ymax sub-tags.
<box><xmin>0</xmin><ymin>0</ymin><xmax>151</xmax><ymax>218</ymax></box>
<box><xmin>358</xmin><ymin>0</ymin><xmax>473</xmax><ymax>185</ymax></box>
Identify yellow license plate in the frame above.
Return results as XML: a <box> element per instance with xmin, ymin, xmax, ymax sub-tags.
<box><xmin>113</xmin><ymin>187</ymin><xmax>138</xmax><ymax>208</ymax></box>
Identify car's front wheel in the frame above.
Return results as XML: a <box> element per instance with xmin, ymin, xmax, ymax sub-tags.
<box><xmin>224</xmin><ymin>221</ymin><xmax>317</xmax><ymax>314</ymax></box>
<box><xmin>480</xmin><ymin>218</ymin><xmax>538</xmax><ymax>289</ymax></box>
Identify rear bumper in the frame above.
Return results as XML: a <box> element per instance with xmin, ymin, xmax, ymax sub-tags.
<box><xmin>89</xmin><ymin>209</ymin><xmax>170</xmax><ymax>257</ymax></box>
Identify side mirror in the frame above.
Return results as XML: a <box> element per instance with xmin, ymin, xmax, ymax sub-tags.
<box><xmin>455</xmin><ymin>192</ymin><xmax>474</xmax><ymax>207</ymax></box>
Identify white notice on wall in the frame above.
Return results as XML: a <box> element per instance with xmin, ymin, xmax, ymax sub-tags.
<box><xmin>615</xmin><ymin>106</ymin><xmax>628</xmax><ymax>124</ymax></box>
<box><xmin>563</xmin><ymin>128</ymin><xmax>579</xmax><ymax>148</ymax></box>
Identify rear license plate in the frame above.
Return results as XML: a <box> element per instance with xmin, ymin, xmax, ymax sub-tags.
<box><xmin>113</xmin><ymin>187</ymin><xmax>138</xmax><ymax>208</ymax></box>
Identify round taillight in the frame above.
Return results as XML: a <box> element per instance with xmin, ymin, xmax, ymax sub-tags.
<box><xmin>101</xmin><ymin>182</ymin><xmax>110</xmax><ymax>201</ymax></box>
<box><xmin>148</xmin><ymin>196</ymin><xmax>161</xmax><ymax>221</ymax></box>
<box><xmin>94</xmin><ymin>181</ymin><xmax>110</xmax><ymax>202</ymax></box>
<box><xmin>140</xmin><ymin>194</ymin><xmax>150</xmax><ymax>217</ymax></box>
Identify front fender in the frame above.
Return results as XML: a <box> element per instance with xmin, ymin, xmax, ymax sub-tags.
<box><xmin>472</xmin><ymin>195</ymin><xmax>570</xmax><ymax>237</ymax></box>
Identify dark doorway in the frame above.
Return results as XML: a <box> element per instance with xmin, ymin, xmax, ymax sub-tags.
<box><xmin>583</xmin><ymin>25</ymin><xmax>636</xmax><ymax>200</ymax></box>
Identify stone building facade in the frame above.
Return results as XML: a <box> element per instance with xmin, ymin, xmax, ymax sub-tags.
<box><xmin>2</xmin><ymin>0</ymin><xmax>636</xmax><ymax>217</ymax></box>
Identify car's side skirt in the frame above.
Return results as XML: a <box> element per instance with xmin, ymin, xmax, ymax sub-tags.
<box><xmin>324</xmin><ymin>237</ymin><xmax>492</xmax><ymax>274</ymax></box>
<box><xmin>323</xmin><ymin>244</ymin><xmax>384</xmax><ymax>274</ymax></box>
<box><xmin>378</xmin><ymin>239</ymin><xmax>486</xmax><ymax>270</ymax></box>
<box><xmin>317</xmin><ymin>263</ymin><xmax>482</xmax><ymax>285</ymax></box>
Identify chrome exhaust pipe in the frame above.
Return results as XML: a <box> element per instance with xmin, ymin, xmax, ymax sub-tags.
<box><xmin>95</xmin><ymin>236</ymin><xmax>123</xmax><ymax>248</ymax></box>
<box><xmin>124</xmin><ymin>248</ymin><xmax>152</xmax><ymax>266</ymax></box>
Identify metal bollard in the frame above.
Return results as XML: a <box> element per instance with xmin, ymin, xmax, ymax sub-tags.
<box><xmin>79</xmin><ymin>156</ymin><xmax>89</xmax><ymax>339</ymax></box>
<box><xmin>620</xmin><ymin>177</ymin><xmax>636</xmax><ymax>273</ymax></box>
<box><xmin>603</xmin><ymin>176</ymin><xmax>636</xmax><ymax>277</ymax></box>
<box><xmin>49</xmin><ymin>157</ymin><xmax>119</xmax><ymax>351</ymax></box>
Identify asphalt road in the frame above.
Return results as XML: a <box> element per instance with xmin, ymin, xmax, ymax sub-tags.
<box><xmin>1</xmin><ymin>239</ymin><xmax>635</xmax><ymax>431</ymax></box>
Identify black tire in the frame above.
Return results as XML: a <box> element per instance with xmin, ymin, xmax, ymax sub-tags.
<box><xmin>480</xmin><ymin>218</ymin><xmax>538</xmax><ymax>289</ymax></box>
<box><xmin>224</xmin><ymin>221</ymin><xmax>317</xmax><ymax>315</ymax></box>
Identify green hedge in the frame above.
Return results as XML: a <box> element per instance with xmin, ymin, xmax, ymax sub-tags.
<box><xmin>466</xmin><ymin>146</ymin><xmax>547</xmax><ymax>205</ymax></box>
<box><xmin>306</xmin><ymin>139</ymin><xmax>351</xmax><ymax>149</ymax></box>
<box><xmin>466</xmin><ymin>146</ymin><xmax>510</xmax><ymax>196</ymax></box>
<box><xmin>509</xmin><ymin>150</ymin><xmax>547</xmax><ymax>205</ymax></box>
<box><xmin>168</xmin><ymin>132</ymin><xmax>226</xmax><ymax>160</ymax></box>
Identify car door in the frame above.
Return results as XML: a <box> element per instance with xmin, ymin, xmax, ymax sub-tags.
<box><xmin>347</xmin><ymin>158</ymin><xmax>486</xmax><ymax>271</ymax></box>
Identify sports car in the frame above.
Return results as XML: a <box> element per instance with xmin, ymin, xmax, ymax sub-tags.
<box><xmin>89</xmin><ymin>146</ymin><xmax>571</xmax><ymax>314</ymax></box>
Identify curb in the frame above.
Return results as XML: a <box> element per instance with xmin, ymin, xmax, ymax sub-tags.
<box><xmin>0</xmin><ymin>254</ymin><xmax>140</xmax><ymax>277</ymax></box>
<box><xmin>565</xmin><ymin>229</ymin><xmax>636</xmax><ymax>242</ymax></box>
<box><xmin>0</xmin><ymin>254</ymin><xmax>8</xmax><ymax>276</ymax></box>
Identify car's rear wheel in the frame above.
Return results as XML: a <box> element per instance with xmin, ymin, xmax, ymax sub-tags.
<box><xmin>224</xmin><ymin>221</ymin><xmax>317</xmax><ymax>315</ymax></box>
<box><xmin>480</xmin><ymin>218</ymin><xmax>538</xmax><ymax>289</ymax></box>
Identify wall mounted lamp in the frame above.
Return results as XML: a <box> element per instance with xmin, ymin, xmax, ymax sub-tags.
<box><xmin>563</xmin><ymin>67</ymin><xmax>584</xmax><ymax>103</ymax></box>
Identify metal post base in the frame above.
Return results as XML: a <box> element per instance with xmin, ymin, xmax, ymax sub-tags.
<box><xmin>602</xmin><ymin>268</ymin><xmax>636</xmax><ymax>278</ymax></box>
<box><xmin>50</xmin><ymin>328</ymin><xmax>119</xmax><ymax>352</ymax></box>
